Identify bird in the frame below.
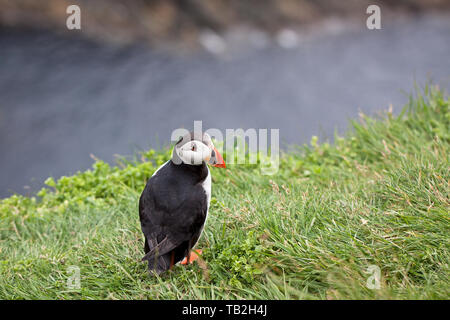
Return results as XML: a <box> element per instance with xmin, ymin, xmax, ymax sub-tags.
<box><xmin>139</xmin><ymin>131</ymin><xmax>226</xmax><ymax>275</ymax></box>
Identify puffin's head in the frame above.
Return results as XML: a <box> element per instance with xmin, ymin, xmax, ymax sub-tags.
<box><xmin>172</xmin><ymin>132</ymin><xmax>226</xmax><ymax>168</ymax></box>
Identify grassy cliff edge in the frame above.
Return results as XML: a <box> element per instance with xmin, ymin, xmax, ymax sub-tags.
<box><xmin>0</xmin><ymin>85</ymin><xmax>448</xmax><ymax>299</ymax></box>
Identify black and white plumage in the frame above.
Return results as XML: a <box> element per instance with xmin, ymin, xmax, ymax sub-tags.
<box><xmin>139</xmin><ymin>132</ymin><xmax>225</xmax><ymax>274</ymax></box>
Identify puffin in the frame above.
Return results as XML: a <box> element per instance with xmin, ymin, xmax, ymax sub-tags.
<box><xmin>139</xmin><ymin>132</ymin><xmax>226</xmax><ymax>274</ymax></box>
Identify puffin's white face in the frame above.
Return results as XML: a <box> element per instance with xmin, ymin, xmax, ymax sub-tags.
<box><xmin>177</xmin><ymin>140</ymin><xmax>212</xmax><ymax>165</ymax></box>
<box><xmin>173</xmin><ymin>133</ymin><xmax>226</xmax><ymax>167</ymax></box>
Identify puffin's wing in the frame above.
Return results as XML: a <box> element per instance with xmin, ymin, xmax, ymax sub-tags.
<box><xmin>139</xmin><ymin>183</ymin><xmax>179</xmax><ymax>257</ymax></box>
<box><xmin>138</xmin><ymin>178</ymin><xmax>195</xmax><ymax>259</ymax></box>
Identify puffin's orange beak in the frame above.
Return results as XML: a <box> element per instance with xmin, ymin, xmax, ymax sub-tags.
<box><xmin>212</xmin><ymin>147</ymin><xmax>226</xmax><ymax>168</ymax></box>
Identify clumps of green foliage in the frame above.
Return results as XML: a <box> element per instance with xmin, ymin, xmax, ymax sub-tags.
<box><xmin>0</xmin><ymin>151</ymin><xmax>168</xmax><ymax>219</ymax></box>
<box><xmin>0</xmin><ymin>85</ymin><xmax>448</xmax><ymax>299</ymax></box>
<box><xmin>204</xmin><ymin>230</ymin><xmax>266</xmax><ymax>288</ymax></box>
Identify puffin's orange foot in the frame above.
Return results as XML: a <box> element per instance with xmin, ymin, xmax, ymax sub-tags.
<box><xmin>180</xmin><ymin>249</ymin><xmax>203</xmax><ymax>265</ymax></box>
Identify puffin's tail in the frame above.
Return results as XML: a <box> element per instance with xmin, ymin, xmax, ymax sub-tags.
<box><xmin>142</xmin><ymin>236</ymin><xmax>179</xmax><ymax>275</ymax></box>
<box><xmin>144</xmin><ymin>253</ymin><xmax>173</xmax><ymax>275</ymax></box>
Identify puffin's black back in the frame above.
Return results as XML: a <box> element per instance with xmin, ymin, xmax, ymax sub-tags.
<box><xmin>139</xmin><ymin>160</ymin><xmax>209</xmax><ymax>274</ymax></box>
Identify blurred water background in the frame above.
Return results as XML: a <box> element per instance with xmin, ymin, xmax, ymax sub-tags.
<box><xmin>0</xmin><ymin>0</ymin><xmax>449</xmax><ymax>197</ymax></box>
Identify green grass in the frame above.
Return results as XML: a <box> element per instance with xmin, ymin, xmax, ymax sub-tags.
<box><xmin>0</xmin><ymin>85</ymin><xmax>448</xmax><ymax>299</ymax></box>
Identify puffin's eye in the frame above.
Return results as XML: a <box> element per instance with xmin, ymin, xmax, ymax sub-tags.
<box><xmin>191</xmin><ymin>144</ymin><xmax>196</xmax><ymax>151</ymax></box>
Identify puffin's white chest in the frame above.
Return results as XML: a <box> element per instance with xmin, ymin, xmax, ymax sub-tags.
<box><xmin>202</xmin><ymin>167</ymin><xmax>211</xmax><ymax>212</ymax></box>
<box><xmin>194</xmin><ymin>167</ymin><xmax>211</xmax><ymax>248</ymax></box>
